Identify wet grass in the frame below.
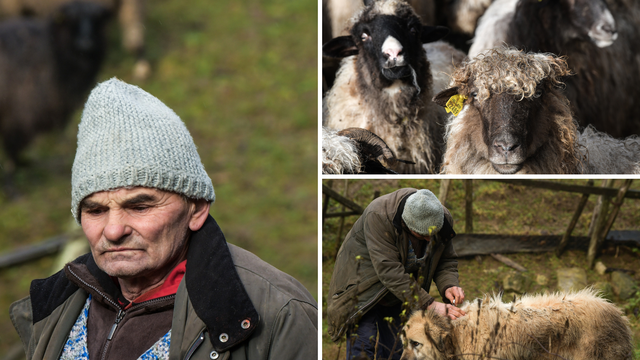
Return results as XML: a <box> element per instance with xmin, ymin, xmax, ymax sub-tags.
<box><xmin>0</xmin><ymin>0</ymin><xmax>317</xmax><ymax>355</ymax></box>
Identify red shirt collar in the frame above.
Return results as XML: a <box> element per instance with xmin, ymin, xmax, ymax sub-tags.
<box><xmin>117</xmin><ymin>260</ymin><xmax>187</xmax><ymax>310</ymax></box>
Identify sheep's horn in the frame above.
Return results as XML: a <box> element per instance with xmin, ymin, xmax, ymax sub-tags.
<box><xmin>337</xmin><ymin>127</ymin><xmax>415</xmax><ymax>167</ymax></box>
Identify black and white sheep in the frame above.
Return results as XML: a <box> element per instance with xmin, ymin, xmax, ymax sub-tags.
<box><xmin>323</xmin><ymin>0</ymin><xmax>466</xmax><ymax>173</ymax></box>
<box><xmin>469</xmin><ymin>0</ymin><xmax>640</xmax><ymax>138</ymax></box>
<box><xmin>322</xmin><ymin>127</ymin><xmax>414</xmax><ymax>174</ymax></box>
<box><xmin>433</xmin><ymin>48</ymin><xmax>640</xmax><ymax>174</ymax></box>
<box><xmin>0</xmin><ymin>1</ymin><xmax>110</xmax><ymax>172</ymax></box>
<box><xmin>0</xmin><ymin>0</ymin><xmax>148</xmax><ymax>80</ymax></box>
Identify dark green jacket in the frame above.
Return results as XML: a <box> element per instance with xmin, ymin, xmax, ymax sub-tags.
<box><xmin>10</xmin><ymin>216</ymin><xmax>318</xmax><ymax>360</ymax></box>
<box><xmin>326</xmin><ymin>188</ymin><xmax>458</xmax><ymax>342</ymax></box>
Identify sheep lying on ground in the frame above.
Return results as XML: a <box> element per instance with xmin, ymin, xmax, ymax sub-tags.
<box><xmin>322</xmin><ymin>127</ymin><xmax>414</xmax><ymax>174</ymax></box>
<box><xmin>323</xmin><ymin>0</ymin><xmax>465</xmax><ymax>173</ymax></box>
<box><xmin>469</xmin><ymin>0</ymin><xmax>640</xmax><ymax>138</ymax></box>
<box><xmin>0</xmin><ymin>0</ymin><xmax>148</xmax><ymax>80</ymax></box>
<box><xmin>0</xmin><ymin>1</ymin><xmax>110</xmax><ymax>174</ymax></box>
<box><xmin>433</xmin><ymin>48</ymin><xmax>640</xmax><ymax>174</ymax></box>
<box><xmin>401</xmin><ymin>289</ymin><xmax>634</xmax><ymax>360</ymax></box>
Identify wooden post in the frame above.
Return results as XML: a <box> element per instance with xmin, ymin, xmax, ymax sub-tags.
<box><xmin>587</xmin><ymin>179</ymin><xmax>614</xmax><ymax>268</ymax></box>
<box><xmin>336</xmin><ymin>180</ymin><xmax>349</xmax><ymax>254</ymax></box>
<box><xmin>322</xmin><ymin>180</ymin><xmax>333</xmax><ymax>228</ymax></box>
<box><xmin>464</xmin><ymin>180</ymin><xmax>473</xmax><ymax>233</ymax></box>
<box><xmin>601</xmin><ymin>179</ymin><xmax>633</xmax><ymax>244</ymax></box>
<box><xmin>588</xmin><ymin>179</ymin><xmax>613</xmax><ymax>237</ymax></box>
<box><xmin>556</xmin><ymin>179</ymin><xmax>594</xmax><ymax>257</ymax></box>
<box><xmin>438</xmin><ymin>179</ymin><xmax>451</xmax><ymax>205</ymax></box>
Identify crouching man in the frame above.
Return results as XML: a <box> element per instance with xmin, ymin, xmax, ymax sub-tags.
<box><xmin>327</xmin><ymin>188</ymin><xmax>465</xmax><ymax>360</ymax></box>
<box><xmin>10</xmin><ymin>78</ymin><xmax>318</xmax><ymax>360</ymax></box>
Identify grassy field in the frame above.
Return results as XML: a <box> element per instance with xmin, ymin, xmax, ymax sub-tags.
<box><xmin>0</xmin><ymin>0</ymin><xmax>317</xmax><ymax>355</ymax></box>
<box><xmin>322</xmin><ymin>179</ymin><xmax>640</xmax><ymax>359</ymax></box>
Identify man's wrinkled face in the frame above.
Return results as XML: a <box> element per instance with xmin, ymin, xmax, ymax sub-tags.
<box><xmin>80</xmin><ymin>187</ymin><xmax>194</xmax><ymax>279</ymax></box>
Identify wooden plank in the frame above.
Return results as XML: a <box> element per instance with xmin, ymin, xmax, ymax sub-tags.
<box><xmin>438</xmin><ymin>179</ymin><xmax>451</xmax><ymax>205</ymax></box>
<box><xmin>0</xmin><ymin>235</ymin><xmax>69</xmax><ymax>269</ymax></box>
<box><xmin>453</xmin><ymin>233</ymin><xmax>640</xmax><ymax>257</ymax></box>
<box><xmin>492</xmin><ymin>179</ymin><xmax>640</xmax><ymax>199</ymax></box>
<box><xmin>588</xmin><ymin>179</ymin><xmax>614</xmax><ymax>267</ymax></box>
<box><xmin>490</xmin><ymin>253</ymin><xmax>527</xmax><ymax>272</ymax></box>
<box><xmin>324</xmin><ymin>211</ymin><xmax>361</xmax><ymax>218</ymax></box>
<box><xmin>322</xmin><ymin>184</ymin><xmax>364</xmax><ymax>214</ymax></box>
<box><xmin>464</xmin><ymin>180</ymin><xmax>473</xmax><ymax>233</ymax></box>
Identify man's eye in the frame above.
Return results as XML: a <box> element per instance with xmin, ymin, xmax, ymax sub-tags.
<box><xmin>85</xmin><ymin>208</ymin><xmax>106</xmax><ymax>215</ymax></box>
<box><xmin>131</xmin><ymin>206</ymin><xmax>150</xmax><ymax>212</ymax></box>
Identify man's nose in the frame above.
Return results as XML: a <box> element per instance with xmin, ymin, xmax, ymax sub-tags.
<box><xmin>103</xmin><ymin>213</ymin><xmax>132</xmax><ymax>241</ymax></box>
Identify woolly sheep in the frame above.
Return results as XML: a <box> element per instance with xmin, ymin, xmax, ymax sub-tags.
<box><xmin>401</xmin><ymin>289</ymin><xmax>633</xmax><ymax>360</ymax></box>
<box><xmin>469</xmin><ymin>0</ymin><xmax>640</xmax><ymax>138</ymax></box>
<box><xmin>0</xmin><ymin>0</ymin><xmax>149</xmax><ymax>80</ymax></box>
<box><xmin>0</xmin><ymin>1</ymin><xmax>110</xmax><ymax>175</ymax></box>
<box><xmin>323</xmin><ymin>0</ymin><xmax>466</xmax><ymax>173</ymax></box>
<box><xmin>433</xmin><ymin>48</ymin><xmax>640</xmax><ymax>174</ymax></box>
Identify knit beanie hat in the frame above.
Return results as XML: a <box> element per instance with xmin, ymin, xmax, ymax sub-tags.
<box><xmin>401</xmin><ymin>189</ymin><xmax>444</xmax><ymax>236</ymax></box>
<box><xmin>71</xmin><ymin>78</ymin><xmax>215</xmax><ymax>222</ymax></box>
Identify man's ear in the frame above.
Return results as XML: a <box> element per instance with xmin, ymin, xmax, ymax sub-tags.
<box><xmin>189</xmin><ymin>199</ymin><xmax>211</xmax><ymax>231</ymax></box>
<box><xmin>323</xmin><ymin>36</ymin><xmax>358</xmax><ymax>58</ymax></box>
<box><xmin>421</xmin><ymin>26</ymin><xmax>449</xmax><ymax>44</ymax></box>
<box><xmin>433</xmin><ymin>87</ymin><xmax>460</xmax><ymax>107</ymax></box>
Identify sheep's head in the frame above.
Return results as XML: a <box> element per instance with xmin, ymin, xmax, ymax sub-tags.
<box><xmin>50</xmin><ymin>1</ymin><xmax>112</xmax><ymax>53</ymax></box>
<box><xmin>400</xmin><ymin>310</ymin><xmax>453</xmax><ymax>360</ymax></box>
<box><xmin>323</xmin><ymin>0</ymin><xmax>448</xmax><ymax>83</ymax></box>
<box><xmin>434</xmin><ymin>48</ymin><xmax>576</xmax><ymax>174</ymax></box>
<box><xmin>521</xmin><ymin>0</ymin><xmax>617</xmax><ymax>48</ymax></box>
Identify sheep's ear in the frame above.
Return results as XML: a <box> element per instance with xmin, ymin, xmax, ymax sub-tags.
<box><xmin>421</xmin><ymin>26</ymin><xmax>449</xmax><ymax>44</ymax></box>
<box><xmin>433</xmin><ymin>87</ymin><xmax>459</xmax><ymax>107</ymax></box>
<box><xmin>323</xmin><ymin>36</ymin><xmax>359</xmax><ymax>58</ymax></box>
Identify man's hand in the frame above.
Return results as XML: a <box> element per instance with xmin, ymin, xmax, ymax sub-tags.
<box><xmin>445</xmin><ymin>286</ymin><xmax>465</xmax><ymax>306</ymax></box>
<box><xmin>427</xmin><ymin>301</ymin><xmax>466</xmax><ymax>319</ymax></box>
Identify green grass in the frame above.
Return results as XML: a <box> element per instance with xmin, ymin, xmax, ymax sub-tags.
<box><xmin>0</xmin><ymin>0</ymin><xmax>317</xmax><ymax>355</ymax></box>
<box><xmin>322</xmin><ymin>179</ymin><xmax>640</xmax><ymax>359</ymax></box>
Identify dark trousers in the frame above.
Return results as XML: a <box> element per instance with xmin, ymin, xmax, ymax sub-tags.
<box><xmin>345</xmin><ymin>303</ymin><xmax>403</xmax><ymax>360</ymax></box>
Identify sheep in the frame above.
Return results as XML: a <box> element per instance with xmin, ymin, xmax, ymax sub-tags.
<box><xmin>0</xmin><ymin>1</ymin><xmax>110</xmax><ymax>178</ymax></box>
<box><xmin>469</xmin><ymin>0</ymin><xmax>640</xmax><ymax>138</ymax></box>
<box><xmin>323</xmin><ymin>0</ymin><xmax>466</xmax><ymax>173</ymax></box>
<box><xmin>401</xmin><ymin>289</ymin><xmax>634</xmax><ymax>360</ymax></box>
<box><xmin>0</xmin><ymin>0</ymin><xmax>149</xmax><ymax>80</ymax></box>
<box><xmin>433</xmin><ymin>48</ymin><xmax>640</xmax><ymax>174</ymax></box>
<box><xmin>322</xmin><ymin>127</ymin><xmax>414</xmax><ymax>174</ymax></box>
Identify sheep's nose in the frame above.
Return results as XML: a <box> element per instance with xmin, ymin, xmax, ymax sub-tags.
<box><xmin>493</xmin><ymin>139</ymin><xmax>520</xmax><ymax>154</ymax></box>
<box><xmin>381</xmin><ymin>35</ymin><xmax>403</xmax><ymax>61</ymax></box>
<box><xmin>600</xmin><ymin>23</ymin><xmax>617</xmax><ymax>36</ymax></box>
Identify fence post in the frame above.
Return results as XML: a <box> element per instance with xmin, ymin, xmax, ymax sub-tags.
<box><xmin>587</xmin><ymin>179</ymin><xmax>614</xmax><ymax>267</ymax></box>
<box><xmin>556</xmin><ymin>179</ymin><xmax>593</xmax><ymax>257</ymax></box>
<box><xmin>464</xmin><ymin>180</ymin><xmax>473</xmax><ymax>233</ymax></box>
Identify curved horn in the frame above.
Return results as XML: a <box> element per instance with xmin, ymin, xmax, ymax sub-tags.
<box><xmin>337</xmin><ymin>128</ymin><xmax>415</xmax><ymax>171</ymax></box>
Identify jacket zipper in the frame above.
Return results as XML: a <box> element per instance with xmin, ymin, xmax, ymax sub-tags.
<box><xmin>338</xmin><ymin>286</ymin><xmax>388</xmax><ymax>337</ymax></box>
<box><xmin>184</xmin><ymin>330</ymin><xmax>206</xmax><ymax>360</ymax></box>
<box><xmin>67</xmin><ymin>265</ymin><xmax>177</xmax><ymax>360</ymax></box>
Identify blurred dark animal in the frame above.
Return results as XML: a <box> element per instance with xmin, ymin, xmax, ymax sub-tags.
<box><xmin>434</xmin><ymin>48</ymin><xmax>640</xmax><ymax>174</ymax></box>
<box><xmin>323</xmin><ymin>0</ymin><xmax>465</xmax><ymax>173</ymax></box>
<box><xmin>322</xmin><ymin>127</ymin><xmax>415</xmax><ymax>174</ymax></box>
<box><xmin>0</xmin><ymin>1</ymin><xmax>110</xmax><ymax>181</ymax></box>
<box><xmin>470</xmin><ymin>0</ymin><xmax>640</xmax><ymax>138</ymax></box>
<box><xmin>401</xmin><ymin>289</ymin><xmax>633</xmax><ymax>360</ymax></box>
<box><xmin>0</xmin><ymin>0</ymin><xmax>148</xmax><ymax>80</ymax></box>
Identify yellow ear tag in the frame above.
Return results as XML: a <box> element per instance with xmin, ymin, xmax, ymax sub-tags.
<box><xmin>444</xmin><ymin>94</ymin><xmax>468</xmax><ymax>116</ymax></box>
<box><xmin>428</xmin><ymin>225</ymin><xmax>437</xmax><ymax>235</ymax></box>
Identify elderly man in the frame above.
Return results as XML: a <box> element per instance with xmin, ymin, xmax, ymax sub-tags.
<box><xmin>10</xmin><ymin>78</ymin><xmax>317</xmax><ymax>360</ymax></box>
<box><xmin>327</xmin><ymin>188</ymin><xmax>465</xmax><ymax>360</ymax></box>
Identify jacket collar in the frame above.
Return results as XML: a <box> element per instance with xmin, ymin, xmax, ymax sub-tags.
<box><xmin>392</xmin><ymin>190</ymin><xmax>415</xmax><ymax>234</ymax></box>
<box><xmin>185</xmin><ymin>215</ymin><xmax>259</xmax><ymax>352</ymax></box>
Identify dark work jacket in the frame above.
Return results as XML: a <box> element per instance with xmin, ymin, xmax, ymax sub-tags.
<box><xmin>326</xmin><ymin>188</ymin><xmax>458</xmax><ymax>342</ymax></box>
<box><xmin>10</xmin><ymin>215</ymin><xmax>318</xmax><ymax>360</ymax></box>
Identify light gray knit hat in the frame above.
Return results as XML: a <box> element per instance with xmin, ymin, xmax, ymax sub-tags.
<box><xmin>71</xmin><ymin>78</ymin><xmax>215</xmax><ymax>222</ymax></box>
<box><xmin>401</xmin><ymin>189</ymin><xmax>444</xmax><ymax>236</ymax></box>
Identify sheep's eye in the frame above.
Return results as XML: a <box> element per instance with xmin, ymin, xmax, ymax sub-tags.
<box><xmin>470</xmin><ymin>91</ymin><xmax>478</xmax><ymax>98</ymax></box>
<box><xmin>534</xmin><ymin>88</ymin><xmax>543</xmax><ymax>98</ymax></box>
<box><xmin>410</xmin><ymin>26</ymin><xmax>418</xmax><ymax>35</ymax></box>
<box><xmin>361</xmin><ymin>32</ymin><xmax>371</xmax><ymax>42</ymax></box>
<box><xmin>410</xmin><ymin>340</ymin><xmax>422</xmax><ymax>348</ymax></box>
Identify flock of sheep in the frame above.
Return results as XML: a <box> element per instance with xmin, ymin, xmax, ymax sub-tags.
<box><xmin>0</xmin><ymin>0</ymin><xmax>145</xmax><ymax>193</ymax></box>
<box><xmin>322</xmin><ymin>0</ymin><xmax>640</xmax><ymax>174</ymax></box>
